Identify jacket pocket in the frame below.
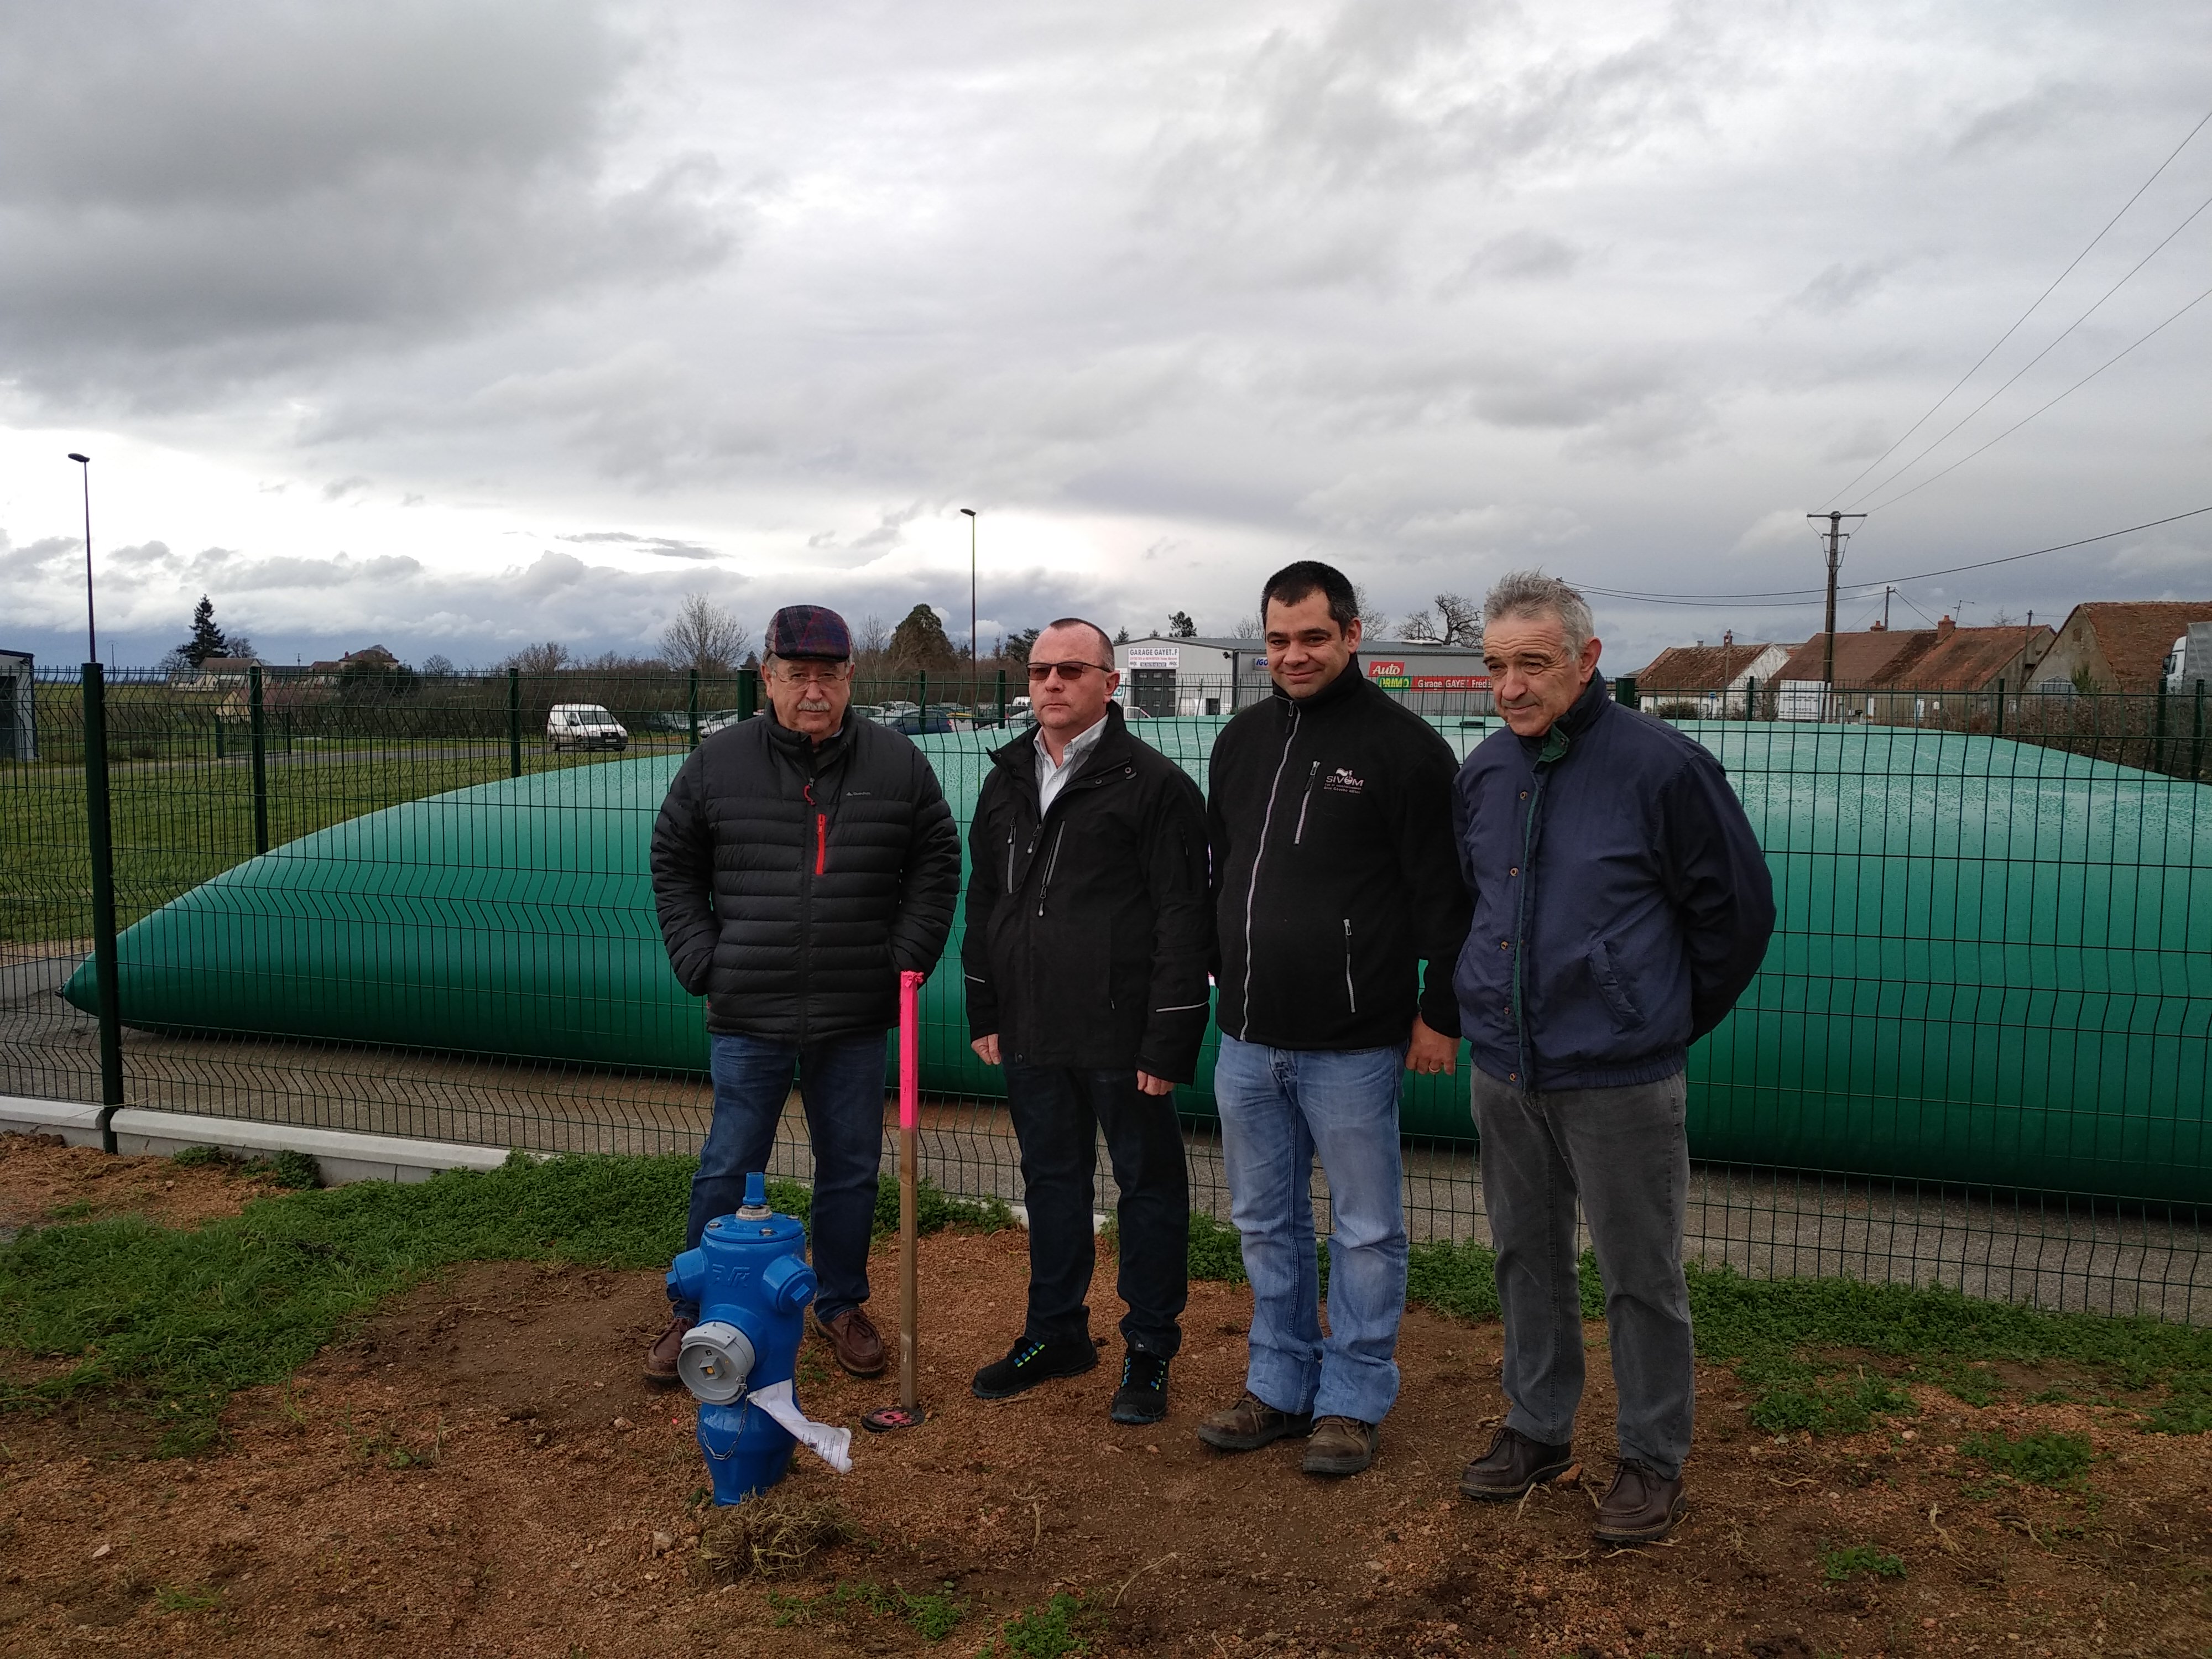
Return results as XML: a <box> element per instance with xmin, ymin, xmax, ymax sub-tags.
<box><xmin>1588</xmin><ymin>938</ymin><xmax>1645</xmax><ymax>1030</ymax></box>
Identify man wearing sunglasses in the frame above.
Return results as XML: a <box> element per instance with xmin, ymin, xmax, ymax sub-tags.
<box><xmin>962</xmin><ymin>618</ymin><xmax>1212</xmax><ymax>1424</ymax></box>
<box><xmin>648</xmin><ymin>604</ymin><xmax>962</xmax><ymax>1385</ymax></box>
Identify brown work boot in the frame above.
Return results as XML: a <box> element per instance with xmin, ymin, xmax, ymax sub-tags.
<box><xmin>643</xmin><ymin>1312</ymin><xmax>692</xmax><ymax>1386</ymax></box>
<box><xmin>813</xmin><ymin>1306</ymin><xmax>887</xmax><ymax>1378</ymax></box>
<box><xmin>1303</xmin><ymin>1416</ymin><xmax>1379</xmax><ymax>1477</ymax></box>
<box><xmin>1196</xmin><ymin>1391</ymin><xmax>1312</xmax><ymax>1453</ymax></box>
<box><xmin>1593</xmin><ymin>1459</ymin><xmax>1687</xmax><ymax>1543</ymax></box>
<box><xmin>1459</xmin><ymin>1426</ymin><xmax>1575</xmax><ymax>1500</ymax></box>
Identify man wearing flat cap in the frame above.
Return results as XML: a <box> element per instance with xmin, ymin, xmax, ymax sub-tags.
<box><xmin>648</xmin><ymin>604</ymin><xmax>962</xmax><ymax>1381</ymax></box>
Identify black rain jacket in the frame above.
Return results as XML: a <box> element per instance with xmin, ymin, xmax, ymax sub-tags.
<box><xmin>962</xmin><ymin>705</ymin><xmax>1213</xmax><ymax>1080</ymax></box>
<box><xmin>1207</xmin><ymin>662</ymin><xmax>1471</xmax><ymax>1051</ymax></box>
<box><xmin>650</xmin><ymin>709</ymin><xmax>962</xmax><ymax>1044</ymax></box>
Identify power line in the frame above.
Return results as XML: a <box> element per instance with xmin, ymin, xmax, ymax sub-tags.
<box><xmin>1844</xmin><ymin>183</ymin><xmax>2212</xmax><ymax>510</ymax></box>
<box><xmin>1573</xmin><ymin>503</ymin><xmax>2212</xmax><ymax>606</ymax></box>
<box><xmin>1863</xmin><ymin>280</ymin><xmax>2212</xmax><ymax>511</ymax></box>
<box><xmin>1825</xmin><ymin>98</ymin><xmax>2212</xmax><ymax>508</ymax></box>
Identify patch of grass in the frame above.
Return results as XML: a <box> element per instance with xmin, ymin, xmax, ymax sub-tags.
<box><xmin>267</xmin><ymin>1150</ymin><xmax>321</xmax><ymax>1191</ymax></box>
<box><xmin>169</xmin><ymin>1145</ymin><xmax>225</xmax><ymax>1170</ymax></box>
<box><xmin>0</xmin><ymin>1154</ymin><xmax>998</xmax><ymax>1453</ymax></box>
<box><xmin>980</xmin><ymin>1592</ymin><xmax>1097</xmax><ymax>1658</ymax></box>
<box><xmin>1914</xmin><ymin>1360</ymin><xmax>2005</xmax><ymax>1407</ymax></box>
<box><xmin>768</xmin><ymin>1578</ymin><xmax>965</xmax><ymax>1641</ymax></box>
<box><xmin>1819</xmin><ymin>1543</ymin><xmax>1906</xmax><ymax>1583</ymax></box>
<box><xmin>902</xmin><ymin>1583</ymin><xmax>967</xmax><ymax>1641</ymax></box>
<box><xmin>1961</xmin><ymin>1428</ymin><xmax>2093</xmax><ymax>1489</ymax></box>
<box><xmin>1404</xmin><ymin>1235</ymin><xmax>1499</xmax><ymax>1321</ymax></box>
<box><xmin>44</xmin><ymin>1200</ymin><xmax>94</xmax><ymax>1222</ymax></box>
<box><xmin>1751</xmin><ymin>1369</ymin><xmax>1918</xmax><ymax>1437</ymax></box>
<box><xmin>1186</xmin><ymin>1211</ymin><xmax>1246</xmax><ymax>1285</ymax></box>
<box><xmin>2138</xmin><ymin>1371</ymin><xmax>2212</xmax><ymax>1436</ymax></box>
<box><xmin>153</xmin><ymin>1583</ymin><xmax>222</xmax><ymax>1613</ymax></box>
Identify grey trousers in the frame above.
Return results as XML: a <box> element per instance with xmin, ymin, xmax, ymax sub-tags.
<box><xmin>1470</xmin><ymin>1067</ymin><xmax>1694</xmax><ymax>1478</ymax></box>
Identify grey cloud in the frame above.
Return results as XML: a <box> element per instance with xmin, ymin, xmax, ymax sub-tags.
<box><xmin>0</xmin><ymin>0</ymin><xmax>737</xmax><ymax>401</ymax></box>
<box><xmin>1947</xmin><ymin>81</ymin><xmax>2099</xmax><ymax>158</ymax></box>
<box><xmin>560</xmin><ymin>531</ymin><xmax>722</xmax><ymax>560</ymax></box>
<box><xmin>1792</xmin><ymin>261</ymin><xmax>1895</xmax><ymax>315</ymax></box>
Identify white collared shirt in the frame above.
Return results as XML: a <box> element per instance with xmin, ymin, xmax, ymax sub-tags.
<box><xmin>1035</xmin><ymin>712</ymin><xmax>1109</xmax><ymax>814</ymax></box>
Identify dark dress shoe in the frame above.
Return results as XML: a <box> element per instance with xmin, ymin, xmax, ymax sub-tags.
<box><xmin>813</xmin><ymin>1306</ymin><xmax>888</xmax><ymax>1377</ymax></box>
<box><xmin>643</xmin><ymin>1312</ymin><xmax>692</xmax><ymax>1386</ymax></box>
<box><xmin>1593</xmin><ymin>1458</ymin><xmax>1687</xmax><ymax>1543</ymax></box>
<box><xmin>1459</xmin><ymin>1426</ymin><xmax>1574</xmax><ymax>1500</ymax></box>
<box><xmin>971</xmin><ymin>1334</ymin><xmax>1098</xmax><ymax>1399</ymax></box>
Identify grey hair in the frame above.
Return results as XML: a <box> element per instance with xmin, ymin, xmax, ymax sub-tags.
<box><xmin>1482</xmin><ymin>571</ymin><xmax>1594</xmax><ymax>655</ymax></box>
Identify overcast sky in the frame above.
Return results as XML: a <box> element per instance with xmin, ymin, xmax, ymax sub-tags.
<box><xmin>3</xmin><ymin>0</ymin><xmax>2209</xmax><ymax>671</ymax></box>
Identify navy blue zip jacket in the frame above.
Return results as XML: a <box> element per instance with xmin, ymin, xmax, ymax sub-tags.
<box><xmin>1452</xmin><ymin>672</ymin><xmax>1775</xmax><ymax>1091</ymax></box>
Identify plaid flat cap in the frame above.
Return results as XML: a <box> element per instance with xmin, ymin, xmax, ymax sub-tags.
<box><xmin>764</xmin><ymin>604</ymin><xmax>852</xmax><ymax>661</ymax></box>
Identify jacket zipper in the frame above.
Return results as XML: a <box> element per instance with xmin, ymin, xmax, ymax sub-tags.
<box><xmin>1238</xmin><ymin>703</ymin><xmax>1301</xmax><ymax>1040</ymax></box>
<box><xmin>1035</xmin><ymin>823</ymin><xmax>1067</xmax><ymax>917</ymax></box>
<box><xmin>1292</xmin><ymin>760</ymin><xmax>1321</xmax><ymax>844</ymax></box>
<box><xmin>1511</xmin><ymin>728</ymin><xmax>1572</xmax><ymax>1091</ymax></box>
<box><xmin>815</xmin><ymin>811</ymin><xmax>827</xmax><ymax>875</ymax></box>
<box><xmin>1342</xmin><ymin>917</ymin><xmax>1357</xmax><ymax>1015</ymax></box>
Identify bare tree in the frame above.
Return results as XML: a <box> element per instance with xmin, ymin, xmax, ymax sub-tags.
<box><xmin>1399</xmin><ymin>608</ymin><xmax>1440</xmax><ymax>643</ymax></box>
<box><xmin>1433</xmin><ymin>592</ymin><xmax>1482</xmax><ymax>647</ymax></box>
<box><xmin>500</xmin><ymin>641</ymin><xmax>572</xmax><ymax>675</ymax></box>
<box><xmin>660</xmin><ymin>593</ymin><xmax>753</xmax><ymax>674</ymax></box>
<box><xmin>1353</xmin><ymin>585</ymin><xmax>1391</xmax><ymax>640</ymax></box>
<box><xmin>856</xmin><ymin>613</ymin><xmax>893</xmax><ymax>657</ymax></box>
<box><xmin>1232</xmin><ymin>615</ymin><xmax>1260</xmax><ymax>639</ymax></box>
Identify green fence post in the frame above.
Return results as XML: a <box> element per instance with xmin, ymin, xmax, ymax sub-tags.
<box><xmin>1616</xmin><ymin>674</ymin><xmax>1639</xmax><ymax>709</ymax></box>
<box><xmin>2193</xmin><ymin>679</ymin><xmax>2205</xmax><ymax>782</ymax></box>
<box><xmin>2154</xmin><ymin>675</ymin><xmax>2168</xmax><ymax>775</ymax></box>
<box><xmin>997</xmin><ymin>666</ymin><xmax>1007</xmax><ymax>726</ymax></box>
<box><xmin>81</xmin><ymin>664</ymin><xmax>126</xmax><ymax>1153</ymax></box>
<box><xmin>214</xmin><ymin>712</ymin><xmax>225</xmax><ymax>760</ymax></box>
<box><xmin>917</xmin><ymin>670</ymin><xmax>927</xmax><ymax>722</ymax></box>
<box><xmin>508</xmin><ymin>668</ymin><xmax>523</xmax><ymax>778</ymax></box>
<box><xmin>1742</xmin><ymin>675</ymin><xmax>1756</xmax><ymax>720</ymax></box>
<box><xmin>737</xmin><ymin>666</ymin><xmax>758</xmax><ymax>723</ymax></box>
<box><xmin>1994</xmin><ymin>677</ymin><xmax>2005</xmax><ymax>737</ymax></box>
<box><xmin>687</xmin><ymin>668</ymin><xmax>700</xmax><ymax>751</ymax></box>
<box><xmin>249</xmin><ymin>665</ymin><xmax>269</xmax><ymax>854</ymax></box>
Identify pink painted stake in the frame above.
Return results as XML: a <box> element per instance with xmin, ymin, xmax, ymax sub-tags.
<box><xmin>896</xmin><ymin>969</ymin><xmax>924</xmax><ymax>1410</ymax></box>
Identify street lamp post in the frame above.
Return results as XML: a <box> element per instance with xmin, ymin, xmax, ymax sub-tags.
<box><xmin>960</xmin><ymin>508</ymin><xmax>977</xmax><ymax>690</ymax></box>
<box><xmin>67</xmin><ymin>452</ymin><xmax>95</xmax><ymax>663</ymax></box>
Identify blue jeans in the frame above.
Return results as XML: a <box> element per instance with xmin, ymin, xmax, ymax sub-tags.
<box><xmin>1212</xmin><ymin>1035</ymin><xmax>1409</xmax><ymax>1425</ymax></box>
<box><xmin>674</xmin><ymin>1030</ymin><xmax>889</xmax><ymax>1323</ymax></box>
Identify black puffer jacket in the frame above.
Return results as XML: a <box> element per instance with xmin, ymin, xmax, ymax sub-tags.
<box><xmin>651</xmin><ymin>710</ymin><xmax>962</xmax><ymax>1043</ymax></box>
<box><xmin>962</xmin><ymin>705</ymin><xmax>1213</xmax><ymax>1079</ymax></box>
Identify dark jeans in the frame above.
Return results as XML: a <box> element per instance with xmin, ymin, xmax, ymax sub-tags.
<box><xmin>1004</xmin><ymin>1062</ymin><xmax>1189</xmax><ymax>1358</ymax></box>
<box><xmin>672</xmin><ymin>1029</ymin><xmax>888</xmax><ymax>1324</ymax></box>
<box><xmin>1470</xmin><ymin>1067</ymin><xmax>1695</xmax><ymax>1479</ymax></box>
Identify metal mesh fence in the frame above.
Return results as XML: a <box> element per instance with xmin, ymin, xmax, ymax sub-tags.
<box><xmin>2</xmin><ymin>664</ymin><xmax>2205</xmax><ymax>1322</ymax></box>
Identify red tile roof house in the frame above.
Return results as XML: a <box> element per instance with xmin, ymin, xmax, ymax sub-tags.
<box><xmin>2023</xmin><ymin>601</ymin><xmax>2212</xmax><ymax>695</ymax></box>
<box><xmin>1630</xmin><ymin>639</ymin><xmax>1794</xmax><ymax>717</ymax></box>
<box><xmin>1775</xmin><ymin>618</ymin><xmax>2053</xmax><ymax>728</ymax></box>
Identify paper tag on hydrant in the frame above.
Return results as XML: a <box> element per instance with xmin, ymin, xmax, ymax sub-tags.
<box><xmin>749</xmin><ymin>1378</ymin><xmax>853</xmax><ymax>1473</ymax></box>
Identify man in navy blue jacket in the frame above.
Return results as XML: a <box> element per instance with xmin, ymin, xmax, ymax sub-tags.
<box><xmin>1452</xmin><ymin>572</ymin><xmax>1773</xmax><ymax>1543</ymax></box>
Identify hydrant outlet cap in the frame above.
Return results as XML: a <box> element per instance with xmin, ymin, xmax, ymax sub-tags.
<box><xmin>677</xmin><ymin>1320</ymin><xmax>757</xmax><ymax>1405</ymax></box>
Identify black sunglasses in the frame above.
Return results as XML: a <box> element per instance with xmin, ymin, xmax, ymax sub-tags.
<box><xmin>1026</xmin><ymin>661</ymin><xmax>1113</xmax><ymax>682</ymax></box>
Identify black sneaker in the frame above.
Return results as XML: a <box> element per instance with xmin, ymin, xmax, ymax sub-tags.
<box><xmin>971</xmin><ymin>1334</ymin><xmax>1098</xmax><ymax>1400</ymax></box>
<box><xmin>1110</xmin><ymin>1349</ymin><xmax>1170</xmax><ymax>1425</ymax></box>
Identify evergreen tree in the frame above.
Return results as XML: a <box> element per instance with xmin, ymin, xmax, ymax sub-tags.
<box><xmin>1167</xmin><ymin>611</ymin><xmax>1197</xmax><ymax>638</ymax></box>
<box><xmin>179</xmin><ymin>596</ymin><xmax>229</xmax><ymax>667</ymax></box>
<box><xmin>888</xmin><ymin>604</ymin><xmax>957</xmax><ymax>673</ymax></box>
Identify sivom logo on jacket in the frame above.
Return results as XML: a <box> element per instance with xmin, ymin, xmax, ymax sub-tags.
<box><xmin>1321</xmin><ymin>766</ymin><xmax>1366</xmax><ymax>795</ymax></box>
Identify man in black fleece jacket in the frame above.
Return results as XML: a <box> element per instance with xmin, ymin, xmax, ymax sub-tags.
<box><xmin>1197</xmin><ymin>561</ymin><xmax>1473</xmax><ymax>1478</ymax></box>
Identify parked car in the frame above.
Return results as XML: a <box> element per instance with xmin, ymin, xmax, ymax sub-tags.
<box><xmin>546</xmin><ymin>704</ymin><xmax>629</xmax><ymax>752</ymax></box>
<box><xmin>886</xmin><ymin>705</ymin><xmax>959</xmax><ymax>735</ymax></box>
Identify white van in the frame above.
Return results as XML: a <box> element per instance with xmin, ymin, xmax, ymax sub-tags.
<box><xmin>546</xmin><ymin>703</ymin><xmax>629</xmax><ymax>752</ymax></box>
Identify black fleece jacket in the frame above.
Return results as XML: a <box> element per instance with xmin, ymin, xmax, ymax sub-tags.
<box><xmin>962</xmin><ymin>705</ymin><xmax>1213</xmax><ymax>1080</ymax></box>
<box><xmin>1207</xmin><ymin>661</ymin><xmax>1471</xmax><ymax>1051</ymax></box>
<box><xmin>650</xmin><ymin>709</ymin><xmax>962</xmax><ymax>1044</ymax></box>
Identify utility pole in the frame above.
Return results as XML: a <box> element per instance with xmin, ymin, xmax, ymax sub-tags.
<box><xmin>959</xmin><ymin>508</ymin><xmax>978</xmax><ymax>683</ymax></box>
<box><xmin>1883</xmin><ymin>585</ymin><xmax>1894</xmax><ymax>630</ymax></box>
<box><xmin>1808</xmin><ymin>511</ymin><xmax>1866</xmax><ymax>705</ymax></box>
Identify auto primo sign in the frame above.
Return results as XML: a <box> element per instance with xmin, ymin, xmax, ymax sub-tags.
<box><xmin>1367</xmin><ymin>660</ymin><xmax>1489</xmax><ymax>692</ymax></box>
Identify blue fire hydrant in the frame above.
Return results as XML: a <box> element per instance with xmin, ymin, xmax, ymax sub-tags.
<box><xmin>666</xmin><ymin>1171</ymin><xmax>820</xmax><ymax>1505</ymax></box>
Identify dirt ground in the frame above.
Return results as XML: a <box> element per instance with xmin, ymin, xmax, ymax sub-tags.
<box><xmin>0</xmin><ymin>1143</ymin><xmax>2206</xmax><ymax>1658</ymax></box>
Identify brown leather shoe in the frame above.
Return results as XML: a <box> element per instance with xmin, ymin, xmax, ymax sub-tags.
<box><xmin>644</xmin><ymin>1312</ymin><xmax>692</xmax><ymax>1386</ymax></box>
<box><xmin>813</xmin><ymin>1306</ymin><xmax>887</xmax><ymax>1378</ymax></box>
<box><xmin>1459</xmin><ymin>1426</ymin><xmax>1575</xmax><ymax>1500</ymax></box>
<box><xmin>1593</xmin><ymin>1458</ymin><xmax>1687</xmax><ymax>1543</ymax></box>
<box><xmin>1196</xmin><ymin>1391</ymin><xmax>1312</xmax><ymax>1452</ymax></box>
<box><xmin>1303</xmin><ymin>1415</ymin><xmax>1379</xmax><ymax>1476</ymax></box>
